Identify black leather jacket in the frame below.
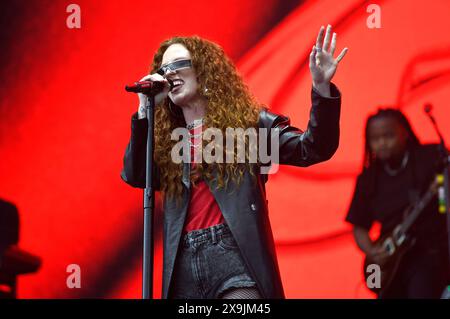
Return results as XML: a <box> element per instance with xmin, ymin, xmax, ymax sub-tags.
<box><xmin>121</xmin><ymin>83</ymin><xmax>341</xmax><ymax>298</ymax></box>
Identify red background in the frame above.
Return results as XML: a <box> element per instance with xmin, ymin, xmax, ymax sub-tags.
<box><xmin>0</xmin><ymin>0</ymin><xmax>449</xmax><ymax>298</ymax></box>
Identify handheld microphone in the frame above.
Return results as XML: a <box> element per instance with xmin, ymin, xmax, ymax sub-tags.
<box><xmin>125</xmin><ymin>79</ymin><xmax>173</xmax><ymax>95</ymax></box>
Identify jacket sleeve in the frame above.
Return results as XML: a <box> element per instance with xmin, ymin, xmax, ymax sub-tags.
<box><xmin>259</xmin><ymin>82</ymin><xmax>341</xmax><ymax>167</ymax></box>
<box><xmin>120</xmin><ymin>113</ymin><xmax>161</xmax><ymax>190</ymax></box>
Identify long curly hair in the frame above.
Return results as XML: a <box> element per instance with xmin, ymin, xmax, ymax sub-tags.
<box><xmin>359</xmin><ymin>108</ymin><xmax>422</xmax><ymax>197</ymax></box>
<box><xmin>363</xmin><ymin>107</ymin><xmax>421</xmax><ymax>169</ymax></box>
<box><xmin>151</xmin><ymin>36</ymin><xmax>263</xmax><ymax>200</ymax></box>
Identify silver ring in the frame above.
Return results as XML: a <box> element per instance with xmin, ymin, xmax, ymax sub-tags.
<box><xmin>316</xmin><ymin>46</ymin><xmax>322</xmax><ymax>52</ymax></box>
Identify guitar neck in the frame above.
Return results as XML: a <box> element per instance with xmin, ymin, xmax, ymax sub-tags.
<box><xmin>401</xmin><ymin>180</ymin><xmax>438</xmax><ymax>234</ymax></box>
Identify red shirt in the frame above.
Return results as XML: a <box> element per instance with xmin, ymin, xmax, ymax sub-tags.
<box><xmin>182</xmin><ymin>124</ymin><xmax>225</xmax><ymax>234</ymax></box>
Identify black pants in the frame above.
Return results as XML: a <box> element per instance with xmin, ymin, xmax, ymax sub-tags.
<box><xmin>380</xmin><ymin>246</ymin><xmax>449</xmax><ymax>299</ymax></box>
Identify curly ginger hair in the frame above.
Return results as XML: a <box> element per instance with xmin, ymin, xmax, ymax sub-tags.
<box><xmin>151</xmin><ymin>36</ymin><xmax>263</xmax><ymax>200</ymax></box>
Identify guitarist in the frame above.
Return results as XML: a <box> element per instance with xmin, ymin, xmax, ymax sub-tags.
<box><xmin>346</xmin><ymin>108</ymin><xmax>449</xmax><ymax>298</ymax></box>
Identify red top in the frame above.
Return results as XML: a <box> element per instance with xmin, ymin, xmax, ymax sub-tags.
<box><xmin>182</xmin><ymin>124</ymin><xmax>225</xmax><ymax>234</ymax></box>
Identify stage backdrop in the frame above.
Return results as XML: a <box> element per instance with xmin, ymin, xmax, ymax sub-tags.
<box><xmin>0</xmin><ymin>0</ymin><xmax>448</xmax><ymax>298</ymax></box>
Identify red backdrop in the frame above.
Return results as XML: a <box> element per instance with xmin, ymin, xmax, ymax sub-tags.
<box><xmin>0</xmin><ymin>0</ymin><xmax>449</xmax><ymax>298</ymax></box>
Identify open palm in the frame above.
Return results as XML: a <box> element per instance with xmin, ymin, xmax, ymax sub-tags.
<box><xmin>310</xmin><ymin>25</ymin><xmax>348</xmax><ymax>87</ymax></box>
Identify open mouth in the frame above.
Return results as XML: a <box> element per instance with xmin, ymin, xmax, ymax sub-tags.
<box><xmin>171</xmin><ymin>79</ymin><xmax>184</xmax><ymax>92</ymax></box>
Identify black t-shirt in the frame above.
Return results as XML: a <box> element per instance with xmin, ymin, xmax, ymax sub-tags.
<box><xmin>346</xmin><ymin>144</ymin><xmax>448</xmax><ymax>251</ymax></box>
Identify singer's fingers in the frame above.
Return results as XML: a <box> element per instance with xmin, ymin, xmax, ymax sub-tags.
<box><xmin>140</xmin><ymin>73</ymin><xmax>154</xmax><ymax>80</ymax></box>
<box><xmin>315</xmin><ymin>26</ymin><xmax>325</xmax><ymax>51</ymax></box>
<box><xmin>139</xmin><ymin>73</ymin><xmax>168</xmax><ymax>84</ymax></box>
<box><xmin>323</xmin><ymin>25</ymin><xmax>332</xmax><ymax>52</ymax></box>
<box><xmin>309</xmin><ymin>46</ymin><xmax>317</xmax><ymax>68</ymax></box>
<box><xmin>140</xmin><ymin>73</ymin><xmax>165</xmax><ymax>80</ymax></box>
<box><xmin>148</xmin><ymin>73</ymin><xmax>166</xmax><ymax>82</ymax></box>
<box><xmin>330</xmin><ymin>33</ymin><xmax>337</xmax><ymax>55</ymax></box>
<box><xmin>336</xmin><ymin>47</ymin><xmax>348</xmax><ymax>63</ymax></box>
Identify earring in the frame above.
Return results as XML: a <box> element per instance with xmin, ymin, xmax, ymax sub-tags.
<box><xmin>204</xmin><ymin>87</ymin><xmax>208</xmax><ymax>93</ymax></box>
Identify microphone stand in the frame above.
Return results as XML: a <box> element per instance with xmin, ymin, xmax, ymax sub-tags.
<box><xmin>125</xmin><ymin>79</ymin><xmax>170</xmax><ymax>299</ymax></box>
<box><xmin>142</xmin><ymin>94</ymin><xmax>156</xmax><ymax>299</ymax></box>
<box><xmin>424</xmin><ymin>105</ymin><xmax>450</xmax><ymax>298</ymax></box>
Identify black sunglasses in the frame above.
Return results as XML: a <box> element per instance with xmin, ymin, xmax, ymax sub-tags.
<box><xmin>157</xmin><ymin>59</ymin><xmax>192</xmax><ymax>75</ymax></box>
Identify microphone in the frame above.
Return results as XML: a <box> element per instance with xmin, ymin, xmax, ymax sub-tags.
<box><xmin>125</xmin><ymin>79</ymin><xmax>173</xmax><ymax>95</ymax></box>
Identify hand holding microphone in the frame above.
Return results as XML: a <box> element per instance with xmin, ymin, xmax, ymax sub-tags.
<box><xmin>126</xmin><ymin>73</ymin><xmax>173</xmax><ymax>119</ymax></box>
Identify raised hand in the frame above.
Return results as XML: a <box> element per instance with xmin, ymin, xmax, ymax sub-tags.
<box><xmin>309</xmin><ymin>25</ymin><xmax>348</xmax><ymax>97</ymax></box>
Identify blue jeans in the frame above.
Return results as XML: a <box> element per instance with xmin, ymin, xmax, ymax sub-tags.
<box><xmin>169</xmin><ymin>223</ymin><xmax>258</xmax><ymax>299</ymax></box>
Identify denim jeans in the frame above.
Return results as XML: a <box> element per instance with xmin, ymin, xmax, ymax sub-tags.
<box><xmin>169</xmin><ymin>223</ymin><xmax>258</xmax><ymax>299</ymax></box>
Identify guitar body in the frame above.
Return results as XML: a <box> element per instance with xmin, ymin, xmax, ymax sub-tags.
<box><xmin>363</xmin><ymin>226</ymin><xmax>416</xmax><ymax>295</ymax></box>
<box><xmin>361</xmin><ymin>177</ymin><xmax>438</xmax><ymax>295</ymax></box>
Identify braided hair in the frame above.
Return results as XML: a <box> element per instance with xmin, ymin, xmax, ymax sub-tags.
<box><xmin>363</xmin><ymin>108</ymin><xmax>421</xmax><ymax>170</ymax></box>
